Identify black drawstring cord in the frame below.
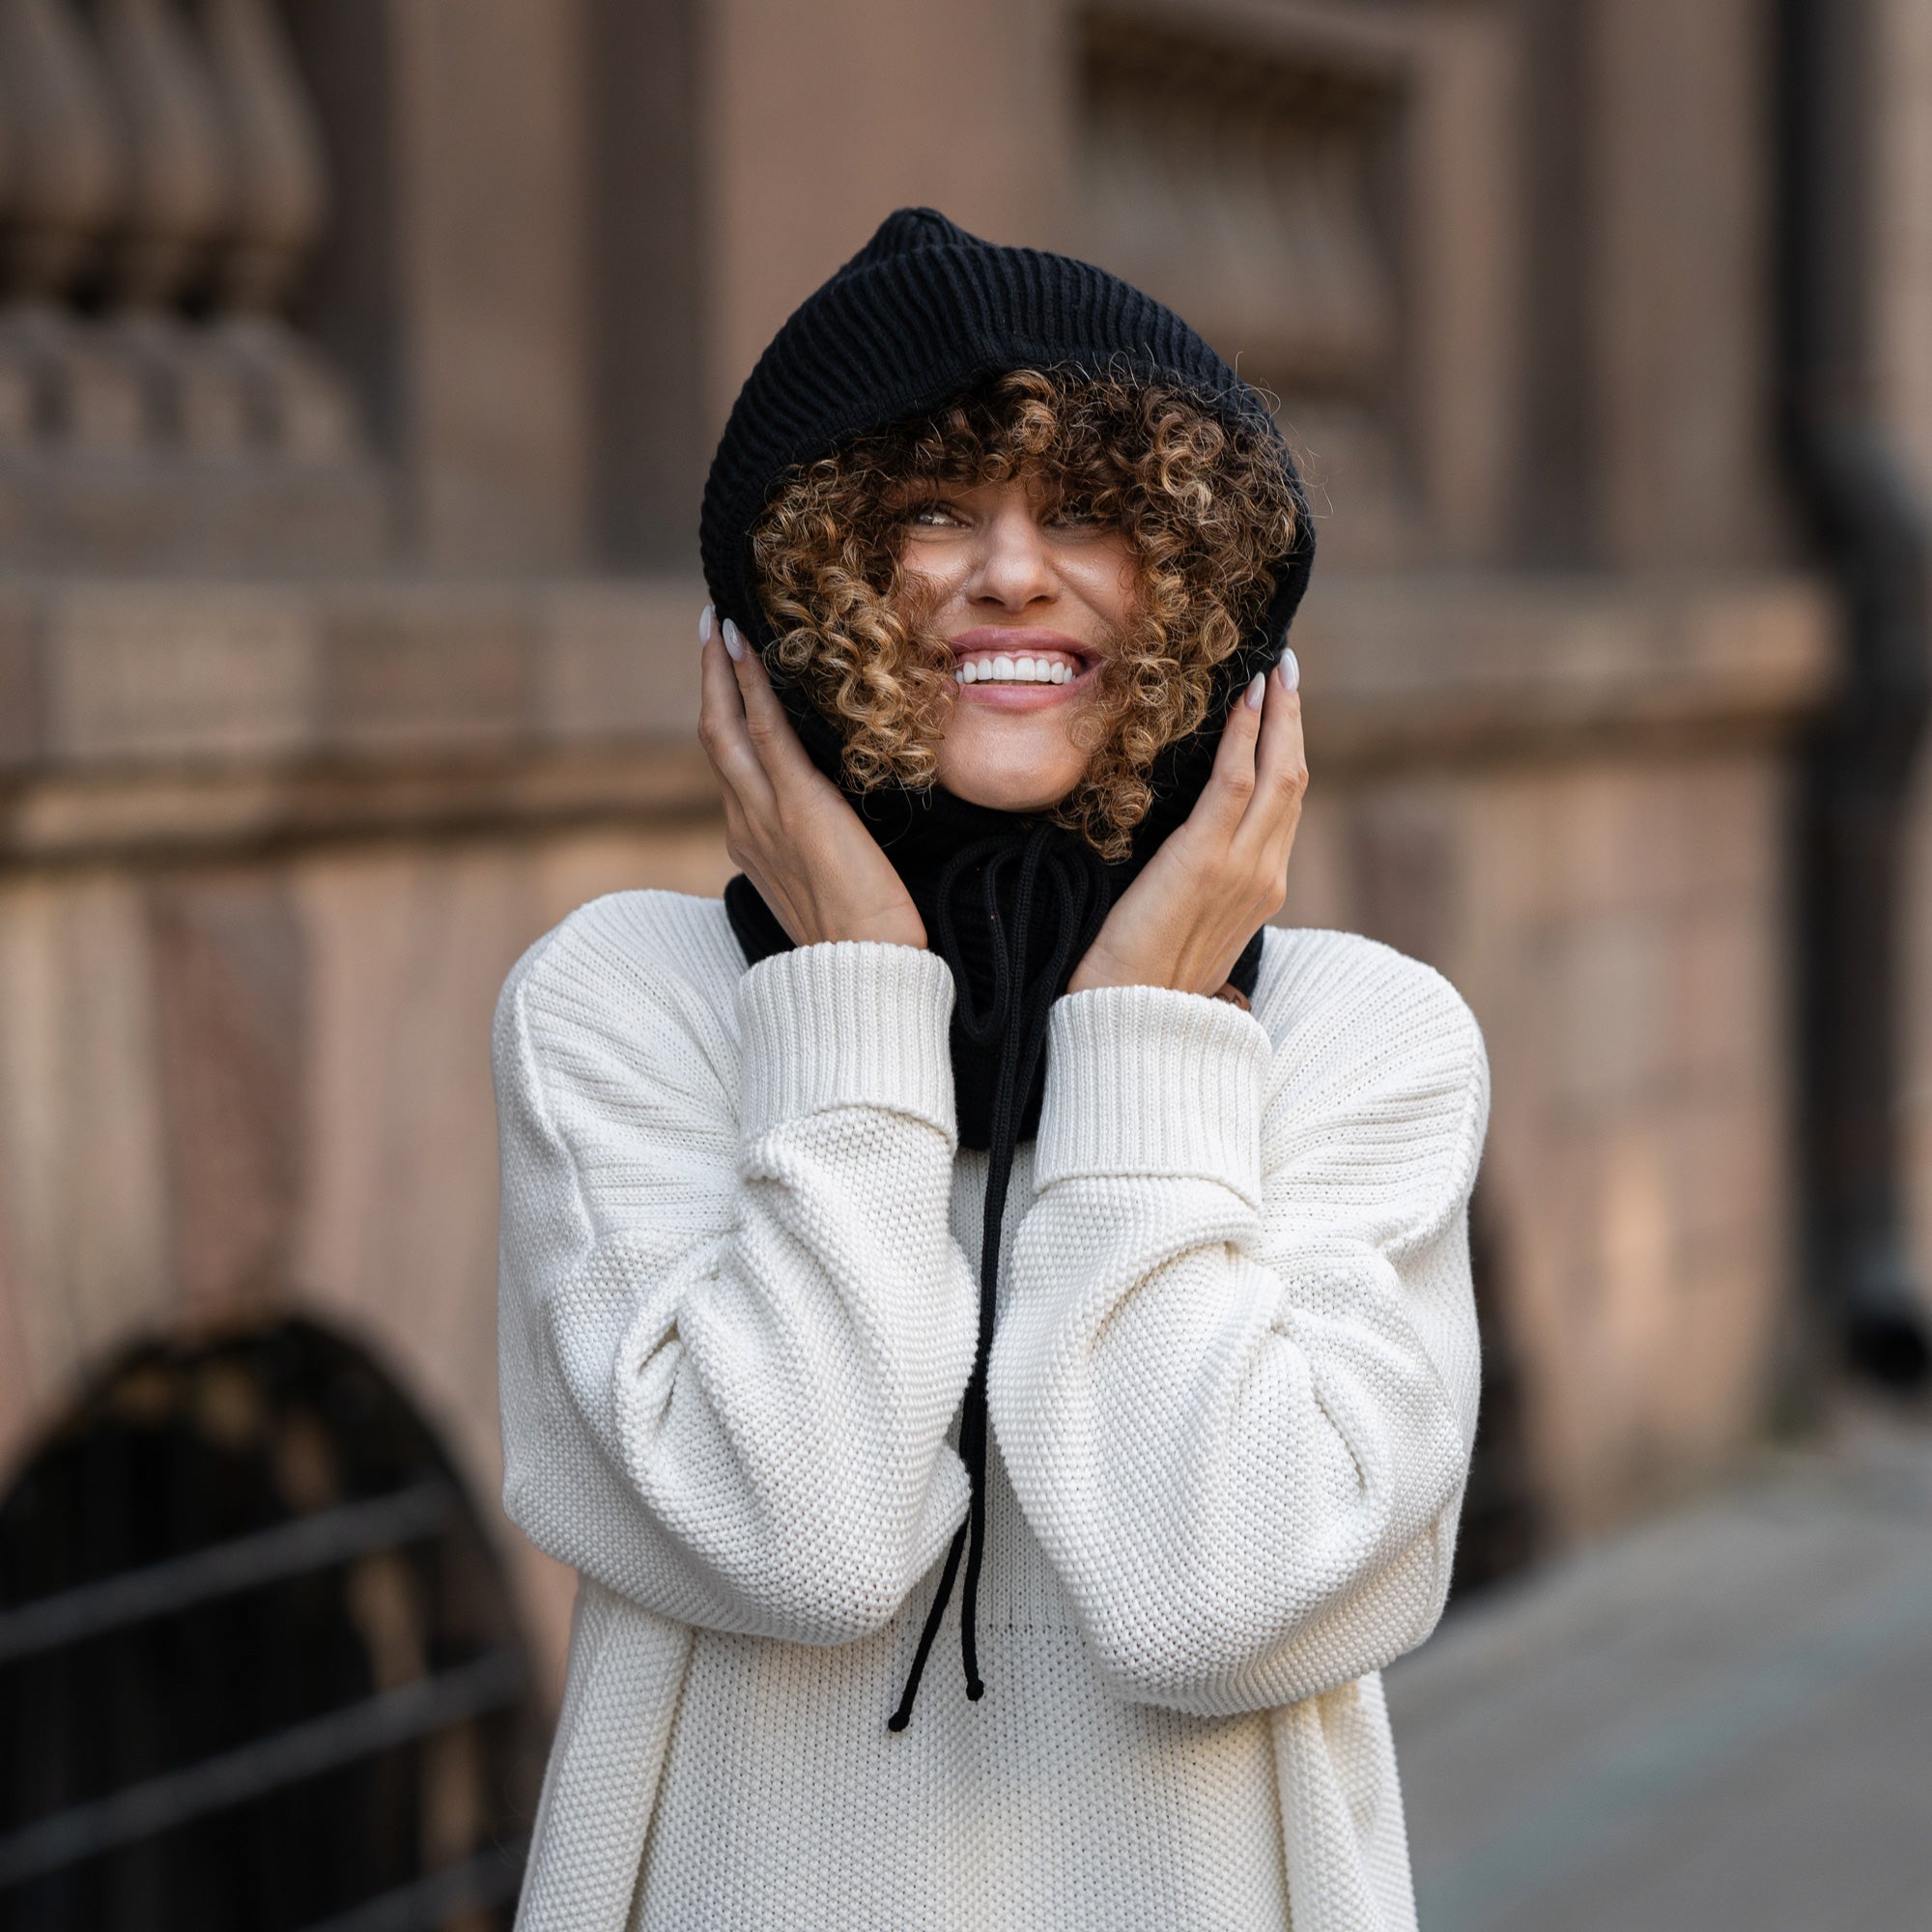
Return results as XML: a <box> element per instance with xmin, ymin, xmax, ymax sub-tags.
<box><xmin>888</xmin><ymin>822</ymin><xmax>1111</xmax><ymax>1731</ymax></box>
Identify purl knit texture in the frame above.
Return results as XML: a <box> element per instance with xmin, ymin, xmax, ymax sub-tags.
<box><xmin>496</xmin><ymin>890</ymin><xmax>1488</xmax><ymax>1931</ymax></box>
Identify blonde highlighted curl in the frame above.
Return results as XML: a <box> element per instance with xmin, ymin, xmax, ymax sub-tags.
<box><xmin>751</xmin><ymin>366</ymin><xmax>1299</xmax><ymax>860</ymax></box>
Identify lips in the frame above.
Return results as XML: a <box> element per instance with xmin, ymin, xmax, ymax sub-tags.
<box><xmin>947</xmin><ymin>630</ymin><xmax>1098</xmax><ymax>693</ymax></box>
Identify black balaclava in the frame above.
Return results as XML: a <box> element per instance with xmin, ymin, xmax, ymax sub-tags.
<box><xmin>699</xmin><ymin>208</ymin><xmax>1315</xmax><ymax>1729</ymax></box>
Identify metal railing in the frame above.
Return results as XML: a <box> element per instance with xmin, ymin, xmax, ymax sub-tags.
<box><xmin>0</xmin><ymin>1476</ymin><xmax>527</xmax><ymax>1925</ymax></box>
<box><xmin>0</xmin><ymin>1481</ymin><xmax>452</xmax><ymax>1667</ymax></box>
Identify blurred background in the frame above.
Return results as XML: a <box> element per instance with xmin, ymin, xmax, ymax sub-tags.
<box><xmin>0</xmin><ymin>0</ymin><xmax>1930</xmax><ymax>1927</ymax></box>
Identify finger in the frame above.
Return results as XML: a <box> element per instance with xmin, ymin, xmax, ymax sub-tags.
<box><xmin>698</xmin><ymin>630</ymin><xmax>778</xmax><ymax>813</ymax></box>
<box><xmin>725</xmin><ymin>619</ymin><xmax>817</xmax><ymax>786</ymax></box>
<box><xmin>1244</xmin><ymin>654</ymin><xmax>1308</xmax><ymax>837</ymax></box>
<box><xmin>1196</xmin><ymin>670</ymin><xmax>1265</xmax><ymax>834</ymax></box>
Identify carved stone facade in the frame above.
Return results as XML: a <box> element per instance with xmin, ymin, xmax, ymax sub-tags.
<box><xmin>0</xmin><ymin>0</ymin><xmax>1924</xmax><ymax>1702</ymax></box>
<box><xmin>0</xmin><ymin>0</ymin><xmax>384</xmax><ymax>567</ymax></box>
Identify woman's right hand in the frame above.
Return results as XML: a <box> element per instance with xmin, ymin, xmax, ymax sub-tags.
<box><xmin>699</xmin><ymin>608</ymin><xmax>927</xmax><ymax>951</ymax></box>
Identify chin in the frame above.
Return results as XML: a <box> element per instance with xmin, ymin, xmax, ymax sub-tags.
<box><xmin>940</xmin><ymin>768</ymin><xmax>1082</xmax><ymax>814</ymax></box>
<box><xmin>937</xmin><ymin>726</ymin><xmax>1086</xmax><ymax>817</ymax></box>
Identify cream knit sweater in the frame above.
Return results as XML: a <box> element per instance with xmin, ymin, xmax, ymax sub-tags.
<box><xmin>495</xmin><ymin>890</ymin><xmax>1487</xmax><ymax>1932</ymax></box>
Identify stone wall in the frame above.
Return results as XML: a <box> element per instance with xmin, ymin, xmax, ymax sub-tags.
<box><xmin>0</xmin><ymin>565</ymin><xmax>1831</xmax><ymax>1690</ymax></box>
<box><xmin>0</xmin><ymin>576</ymin><xmax>711</xmax><ymax>1692</ymax></box>
<box><xmin>1288</xmin><ymin>572</ymin><xmax>1831</xmax><ymax>1534</ymax></box>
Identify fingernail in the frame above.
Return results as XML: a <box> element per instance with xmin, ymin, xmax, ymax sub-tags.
<box><xmin>1277</xmin><ymin>647</ymin><xmax>1300</xmax><ymax>694</ymax></box>
<box><xmin>699</xmin><ymin>604</ymin><xmax>715</xmax><ymax>645</ymax></box>
<box><xmin>722</xmin><ymin>618</ymin><xmax>745</xmax><ymax>663</ymax></box>
<box><xmin>1245</xmin><ymin>671</ymin><xmax>1265</xmax><ymax>711</ymax></box>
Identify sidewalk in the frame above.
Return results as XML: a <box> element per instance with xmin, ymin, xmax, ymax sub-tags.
<box><xmin>1385</xmin><ymin>1408</ymin><xmax>1932</xmax><ymax>1932</ymax></box>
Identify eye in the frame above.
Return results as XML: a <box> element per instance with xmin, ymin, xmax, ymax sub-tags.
<box><xmin>1050</xmin><ymin>500</ymin><xmax>1109</xmax><ymax>529</ymax></box>
<box><xmin>907</xmin><ymin>499</ymin><xmax>965</xmax><ymax>528</ymax></box>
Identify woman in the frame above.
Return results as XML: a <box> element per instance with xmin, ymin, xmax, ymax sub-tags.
<box><xmin>496</xmin><ymin>209</ymin><xmax>1487</xmax><ymax>1932</ymax></box>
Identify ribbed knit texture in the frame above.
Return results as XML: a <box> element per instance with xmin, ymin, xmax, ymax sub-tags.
<box><xmin>1036</xmin><ymin>984</ymin><xmax>1269</xmax><ymax>1208</ymax></box>
<box><xmin>736</xmin><ymin>941</ymin><xmax>957</xmax><ymax>1143</ymax></box>
<box><xmin>496</xmin><ymin>891</ymin><xmax>1489</xmax><ymax>1932</ymax></box>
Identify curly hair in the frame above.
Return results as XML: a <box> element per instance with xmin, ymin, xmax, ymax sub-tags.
<box><xmin>750</xmin><ymin>365</ymin><xmax>1299</xmax><ymax>859</ymax></box>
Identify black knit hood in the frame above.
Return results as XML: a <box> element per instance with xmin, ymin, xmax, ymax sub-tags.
<box><xmin>700</xmin><ymin>208</ymin><xmax>1316</xmax><ymax>1730</ymax></box>
<box><xmin>701</xmin><ymin>206</ymin><xmax>1315</xmax><ymax>866</ymax></box>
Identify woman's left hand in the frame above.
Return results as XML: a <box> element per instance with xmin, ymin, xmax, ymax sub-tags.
<box><xmin>1067</xmin><ymin>656</ymin><xmax>1306</xmax><ymax>996</ymax></box>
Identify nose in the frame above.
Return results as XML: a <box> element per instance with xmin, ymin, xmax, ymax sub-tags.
<box><xmin>965</xmin><ymin>497</ymin><xmax>1056</xmax><ymax>612</ymax></box>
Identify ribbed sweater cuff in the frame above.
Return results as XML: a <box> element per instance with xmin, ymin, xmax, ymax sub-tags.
<box><xmin>1036</xmin><ymin>985</ymin><xmax>1267</xmax><ymax>1208</ymax></box>
<box><xmin>737</xmin><ymin>943</ymin><xmax>956</xmax><ymax>1143</ymax></box>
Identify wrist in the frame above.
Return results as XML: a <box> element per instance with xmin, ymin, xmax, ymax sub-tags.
<box><xmin>797</xmin><ymin>912</ymin><xmax>926</xmax><ymax>951</ymax></box>
<box><xmin>1067</xmin><ymin>939</ymin><xmax>1241</xmax><ymax>998</ymax></box>
<box><xmin>827</xmin><ymin>905</ymin><xmax>926</xmax><ymax>951</ymax></box>
<box><xmin>1066</xmin><ymin>946</ymin><xmax>1187</xmax><ymax>996</ymax></box>
<box><xmin>1065</xmin><ymin>962</ymin><xmax>1147</xmax><ymax>994</ymax></box>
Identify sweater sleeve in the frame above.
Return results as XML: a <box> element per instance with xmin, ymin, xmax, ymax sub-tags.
<box><xmin>986</xmin><ymin>934</ymin><xmax>1487</xmax><ymax>1717</ymax></box>
<box><xmin>495</xmin><ymin>905</ymin><xmax>979</xmax><ymax>1645</ymax></box>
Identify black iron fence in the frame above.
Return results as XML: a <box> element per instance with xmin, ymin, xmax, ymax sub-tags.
<box><xmin>0</xmin><ymin>1321</ymin><xmax>542</xmax><ymax>1932</ymax></box>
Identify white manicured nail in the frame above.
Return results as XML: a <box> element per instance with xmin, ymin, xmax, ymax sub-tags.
<box><xmin>1278</xmin><ymin>647</ymin><xmax>1299</xmax><ymax>694</ymax></box>
<box><xmin>699</xmin><ymin>604</ymin><xmax>715</xmax><ymax>644</ymax></box>
<box><xmin>722</xmin><ymin>618</ymin><xmax>745</xmax><ymax>662</ymax></box>
<box><xmin>1246</xmin><ymin>671</ymin><xmax>1265</xmax><ymax>711</ymax></box>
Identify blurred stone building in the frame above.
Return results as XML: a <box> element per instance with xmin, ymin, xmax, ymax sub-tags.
<box><xmin>0</xmin><ymin>0</ymin><xmax>1928</xmax><ymax>1922</ymax></box>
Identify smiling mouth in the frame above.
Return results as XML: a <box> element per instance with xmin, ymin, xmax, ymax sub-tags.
<box><xmin>954</xmin><ymin>651</ymin><xmax>1079</xmax><ymax>687</ymax></box>
<box><xmin>948</xmin><ymin>634</ymin><xmax>1097</xmax><ymax>689</ymax></box>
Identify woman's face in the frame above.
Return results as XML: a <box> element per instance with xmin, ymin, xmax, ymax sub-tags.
<box><xmin>896</xmin><ymin>475</ymin><xmax>1134</xmax><ymax>813</ymax></box>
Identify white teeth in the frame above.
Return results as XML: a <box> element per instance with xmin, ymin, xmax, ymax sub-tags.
<box><xmin>957</xmin><ymin>653</ymin><xmax>1080</xmax><ymax>684</ymax></box>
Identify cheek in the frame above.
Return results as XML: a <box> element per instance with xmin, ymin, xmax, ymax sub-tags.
<box><xmin>1068</xmin><ymin>541</ymin><xmax>1138</xmax><ymax>636</ymax></box>
<box><xmin>894</xmin><ymin>545</ymin><xmax>964</xmax><ymax>618</ymax></box>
